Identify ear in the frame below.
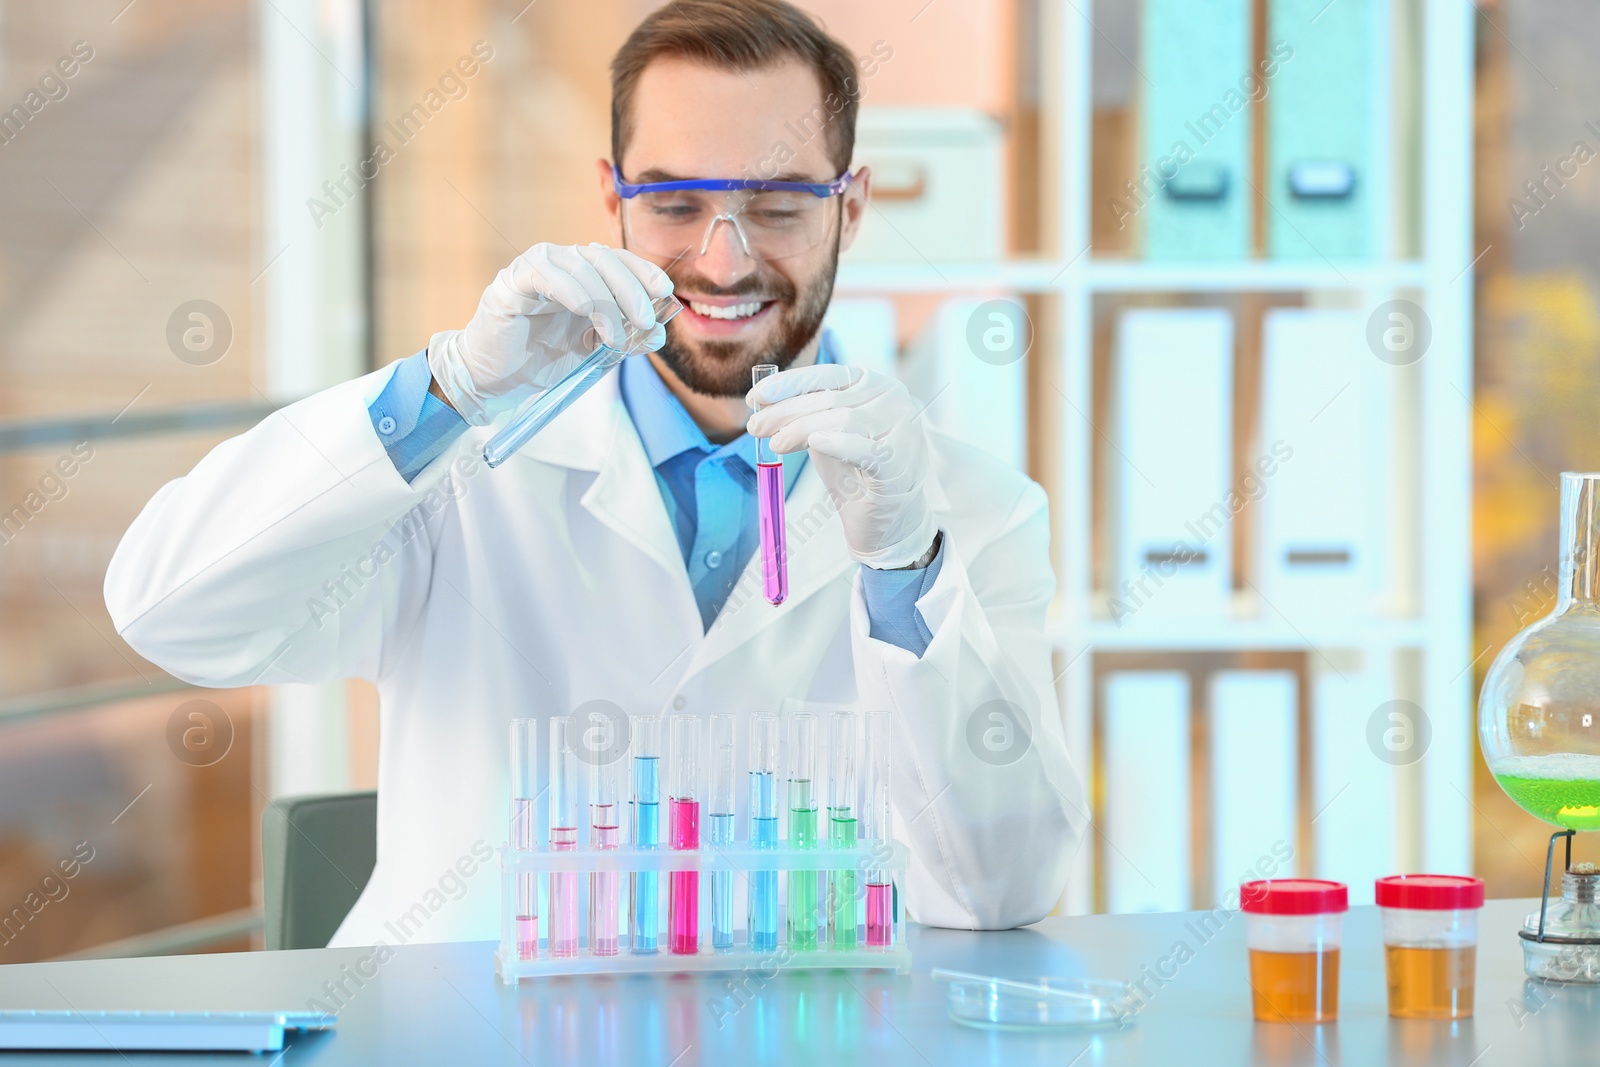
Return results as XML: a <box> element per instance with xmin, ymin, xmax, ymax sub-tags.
<box><xmin>597</xmin><ymin>158</ymin><xmax>625</xmax><ymax>246</ymax></box>
<box><xmin>837</xmin><ymin>164</ymin><xmax>871</xmax><ymax>255</ymax></box>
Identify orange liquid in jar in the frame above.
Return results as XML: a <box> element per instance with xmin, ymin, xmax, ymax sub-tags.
<box><xmin>1384</xmin><ymin>944</ymin><xmax>1475</xmax><ymax>1019</ymax></box>
<box><xmin>1248</xmin><ymin>948</ymin><xmax>1340</xmax><ymax>1022</ymax></box>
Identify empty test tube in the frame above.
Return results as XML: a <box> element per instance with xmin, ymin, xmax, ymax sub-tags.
<box><xmin>631</xmin><ymin>715</ymin><xmax>663</xmax><ymax>954</ymax></box>
<box><xmin>548</xmin><ymin>717</ymin><xmax>580</xmax><ymax>958</ymax></box>
<box><xmin>864</xmin><ymin>711</ymin><xmax>894</xmax><ymax>947</ymax></box>
<box><xmin>708</xmin><ymin>714</ymin><xmax>737</xmax><ymax>951</ymax></box>
<box><xmin>748</xmin><ymin>713</ymin><xmax>780</xmax><ymax>952</ymax></box>
<box><xmin>510</xmin><ymin>718</ymin><xmax>538</xmax><ymax>960</ymax></box>
<box><xmin>829</xmin><ymin>711</ymin><xmax>859</xmax><ymax>949</ymax></box>
<box><xmin>588</xmin><ymin>716</ymin><xmax>623</xmax><ymax>957</ymax></box>
<box><xmin>668</xmin><ymin>714</ymin><xmax>701</xmax><ymax>955</ymax></box>
<box><xmin>787</xmin><ymin>712</ymin><xmax>820</xmax><ymax>950</ymax></box>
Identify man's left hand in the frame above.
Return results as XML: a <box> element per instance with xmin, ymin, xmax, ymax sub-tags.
<box><xmin>746</xmin><ymin>364</ymin><xmax>938</xmax><ymax>570</ymax></box>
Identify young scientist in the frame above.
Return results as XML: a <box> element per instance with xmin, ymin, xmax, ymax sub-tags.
<box><xmin>104</xmin><ymin>0</ymin><xmax>1084</xmax><ymax>945</ymax></box>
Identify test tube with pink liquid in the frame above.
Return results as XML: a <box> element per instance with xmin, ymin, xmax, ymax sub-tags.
<box><xmin>668</xmin><ymin>713</ymin><xmax>701</xmax><ymax>954</ymax></box>
<box><xmin>751</xmin><ymin>364</ymin><xmax>788</xmax><ymax>605</ymax></box>
<box><xmin>863</xmin><ymin>711</ymin><xmax>894</xmax><ymax>947</ymax></box>
<box><xmin>509</xmin><ymin>718</ymin><xmax>538</xmax><ymax>960</ymax></box>
<box><xmin>548</xmin><ymin>716</ymin><xmax>580</xmax><ymax>958</ymax></box>
<box><xmin>588</xmin><ymin>715</ymin><xmax>623</xmax><ymax>957</ymax></box>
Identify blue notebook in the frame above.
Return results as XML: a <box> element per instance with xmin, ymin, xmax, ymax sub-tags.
<box><xmin>0</xmin><ymin>1008</ymin><xmax>334</xmax><ymax>1053</ymax></box>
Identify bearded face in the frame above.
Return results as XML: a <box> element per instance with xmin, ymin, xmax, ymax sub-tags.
<box><xmin>648</xmin><ymin>226</ymin><xmax>840</xmax><ymax>397</ymax></box>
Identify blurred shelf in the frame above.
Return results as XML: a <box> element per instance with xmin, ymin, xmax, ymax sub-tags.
<box><xmin>0</xmin><ymin>400</ymin><xmax>280</xmax><ymax>455</ymax></box>
<box><xmin>1047</xmin><ymin>615</ymin><xmax>1429</xmax><ymax>653</ymax></box>
<box><xmin>1082</xmin><ymin>259</ymin><xmax>1429</xmax><ymax>293</ymax></box>
<box><xmin>836</xmin><ymin>259</ymin><xmax>1069</xmax><ymax>292</ymax></box>
<box><xmin>835</xmin><ymin>258</ymin><xmax>1429</xmax><ymax>294</ymax></box>
<box><xmin>0</xmin><ymin>675</ymin><xmax>193</xmax><ymax>727</ymax></box>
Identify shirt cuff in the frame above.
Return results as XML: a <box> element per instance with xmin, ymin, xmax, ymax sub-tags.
<box><xmin>368</xmin><ymin>350</ymin><xmax>469</xmax><ymax>483</ymax></box>
<box><xmin>858</xmin><ymin>535</ymin><xmax>946</xmax><ymax>657</ymax></box>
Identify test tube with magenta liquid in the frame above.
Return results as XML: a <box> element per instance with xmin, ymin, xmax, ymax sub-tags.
<box><xmin>708</xmin><ymin>713</ymin><xmax>737</xmax><ymax>951</ymax></box>
<box><xmin>751</xmin><ymin>364</ymin><xmax>788</xmax><ymax>605</ymax></box>
<box><xmin>548</xmin><ymin>716</ymin><xmax>580</xmax><ymax>958</ymax></box>
<box><xmin>748</xmin><ymin>713</ymin><xmax>780</xmax><ymax>952</ymax></box>
<box><xmin>829</xmin><ymin>710</ymin><xmax>860</xmax><ymax>949</ymax></box>
<box><xmin>668</xmin><ymin>714</ymin><xmax>701</xmax><ymax>954</ymax></box>
<box><xmin>630</xmin><ymin>715</ymin><xmax>663</xmax><ymax>954</ymax></box>
<box><xmin>787</xmin><ymin>712</ymin><xmax>820</xmax><ymax>950</ymax></box>
<box><xmin>863</xmin><ymin>711</ymin><xmax>894</xmax><ymax>947</ymax></box>
<box><xmin>509</xmin><ymin>718</ymin><xmax>538</xmax><ymax>960</ymax></box>
<box><xmin>588</xmin><ymin>716</ymin><xmax>623</xmax><ymax>957</ymax></box>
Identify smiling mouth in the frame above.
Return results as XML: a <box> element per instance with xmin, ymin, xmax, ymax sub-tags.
<box><xmin>685</xmin><ymin>299</ymin><xmax>773</xmax><ymax>322</ymax></box>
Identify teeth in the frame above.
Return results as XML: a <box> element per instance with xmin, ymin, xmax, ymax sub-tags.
<box><xmin>689</xmin><ymin>300</ymin><xmax>764</xmax><ymax>321</ymax></box>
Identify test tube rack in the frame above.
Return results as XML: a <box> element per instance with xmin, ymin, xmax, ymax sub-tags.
<box><xmin>494</xmin><ymin>840</ymin><xmax>912</xmax><ymax>981</ymax></box>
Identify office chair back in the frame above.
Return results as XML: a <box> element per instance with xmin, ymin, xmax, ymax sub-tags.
<box><xmin>262</xmin><ymin>791</ymin><xmax>377</xmax><ymax>950</ymax></box>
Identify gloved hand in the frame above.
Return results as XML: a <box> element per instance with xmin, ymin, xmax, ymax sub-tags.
<box><xmin>427</xmin><ymin>242</ymin><xmax>673</xmax><ymax>425</ymax></box>
<box><xmin>746</xmin><ymin>364</ymin><xmax>939</xmax><ymax>570</ymax></box>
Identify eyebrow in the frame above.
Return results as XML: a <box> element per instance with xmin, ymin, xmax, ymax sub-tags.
<box><xmin>630</xmin><ymin>166</ymin><xmax>837</xmax><ymax>184</ymax></box>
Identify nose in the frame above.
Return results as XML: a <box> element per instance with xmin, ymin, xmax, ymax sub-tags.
<box><xmin>694</xmin><ymin>214</ymin><xmax>760</xmax><ymax>289</ymax></box>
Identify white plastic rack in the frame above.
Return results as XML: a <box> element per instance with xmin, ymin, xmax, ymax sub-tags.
<box><xmin>495</xmin><ymin>840</ymin><xmax>913</xmax><ymax>981</ymax></box>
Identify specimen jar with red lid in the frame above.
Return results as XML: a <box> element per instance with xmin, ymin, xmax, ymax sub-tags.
<box><xmin>1240</xmin><ymin>879</ymin><xmax>1347</xmax><ymax>1023</ymax></box>
<box><xmin>1375</xmin><ymin>874</ymin><xmax>1483</xmax><ymax>1019</ymax></box>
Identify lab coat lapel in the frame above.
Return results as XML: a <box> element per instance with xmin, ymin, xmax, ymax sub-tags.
<box><xmin>679</xmin><ymin>458</ymin><xmax>855</xmax><ymax>680</ymax></box>
<box><xmin>512</xmin><ymin>373</ymin><xmax>692</xmax><ymax>597</ymax></box>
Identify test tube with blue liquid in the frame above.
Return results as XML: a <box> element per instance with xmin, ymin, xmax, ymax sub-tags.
<box><xmin>786</xmin><ymin>711</ymin><xmax>820</xmax><ymax>950</ymax></box>
<box><xmin>483</xmin><ymin>294</ymin><xmax>683</xmax><ymax>468</ymax></box>
<box><xmin>509</xmin><ymin>718</ymin><xmax>538</xmax><ymax>960</ymax></box>
<box><xmin>588</xmin><ymin>716</ymin><xmax>622</xmax><ymax>957</ymax></box>
<box><xmin>829</xmin><ymin>710</ymin><xmax>859</xmax><ymax>949</ymax></box>
<box><xmin>630</xmin><ymin>714</ymin><xmax>663</xmax><ymax>954</ymax></box>
<box><xmin>548</xmin><ymin>716</ymin><xmax>579</xmax><ymax>958</ymax></box>
<box><xmin>864</xmin><ymin>711</ymin><xmax>894</xmax><ymax>948</ymax></box>
<box><xmin>668</xmin><ymin>714</ymin><xmax>700</xmax><ymax>955</ymax></box>
<box><xmin>751</xmin><ymin>364</ymin><xmax>788</xmax><ymax>605</ymax></box>
<box><xmin>708</xmin><ymin>713</ymin><xmax>737</xmax><ymax>951</ymax></box>
<box><xmin>747</xmin><ymin>713</ymin><xmax>780</xmax><ymax>952</ymax></box>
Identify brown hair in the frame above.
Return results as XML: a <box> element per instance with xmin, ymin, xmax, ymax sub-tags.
<box><xmin>610</xmin><ymin>0</ymin><xmax>860</xmax><ymax>175</ymax></box>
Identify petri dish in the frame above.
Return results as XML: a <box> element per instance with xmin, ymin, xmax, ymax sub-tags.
<box><xmin>933</xmin><ymin>969</ymin><xmax>1134</xmax><ymax>1031</ymax></box>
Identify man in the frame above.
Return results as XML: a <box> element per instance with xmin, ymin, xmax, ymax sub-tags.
<box><xmin>104</xmin><ymin>0</ymin><xmax>1083</xmax><ymax>945</ymax></box>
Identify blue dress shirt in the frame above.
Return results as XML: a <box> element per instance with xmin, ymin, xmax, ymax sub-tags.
<box><xmin>368</xmin><ymin>332</ymin><xmax>941</xmax><ymax>653</ymax></box>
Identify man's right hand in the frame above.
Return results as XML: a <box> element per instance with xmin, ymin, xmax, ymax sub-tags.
<box><xmin>426</xmin><ymin>242</ymin><xmax>673</xmax><ymax>425</ymax></box>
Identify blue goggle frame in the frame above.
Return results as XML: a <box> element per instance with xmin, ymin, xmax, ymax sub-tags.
<box><xmin>611</xmin><ymin>164</ymin><xmax>854</xmax><ymax>199</ymax></box>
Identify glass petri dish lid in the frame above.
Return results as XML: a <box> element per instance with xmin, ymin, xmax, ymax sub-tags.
<box><xmin>932</xmin><ymin>968</ymin><xmax>1134</xmax><ymax>1031</ymax></box>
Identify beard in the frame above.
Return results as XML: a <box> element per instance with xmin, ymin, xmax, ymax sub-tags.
<box><xmin>650</xmin><ymin>231</ymin><xmax>839</xmax><ymax>397</ymax></box>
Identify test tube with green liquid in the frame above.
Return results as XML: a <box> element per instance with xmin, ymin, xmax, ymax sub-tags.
<box><xmin>829</xmin><ymin>710</ymin><xmax>859</xmax><ymax>949</ymax></box>
<box><xmin>787</xmin><ymin>712</ymin><xmax>820</xmax><ymax>950</ymax></box>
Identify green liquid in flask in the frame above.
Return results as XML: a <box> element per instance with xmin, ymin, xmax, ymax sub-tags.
<box><xmin>1492</xmin><ymin>754</ymin><xmax>1600</xmax><ymax>830</ymax></box>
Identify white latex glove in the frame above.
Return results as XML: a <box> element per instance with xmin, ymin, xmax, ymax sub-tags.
<box><xmin>746</xmin><ymin>364</ymin><xmax>939</xmax><ymax>570</ymax></box>
<box><xmin>427</xmin><ymin>242</ymin><xmax>673</xmax><ymax>426</ymax></box>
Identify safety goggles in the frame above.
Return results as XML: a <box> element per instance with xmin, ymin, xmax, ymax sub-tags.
<box><xmin>612</xmin><ymin>164</ymin><xmax>854</xmax><ymax>265</ymax></box>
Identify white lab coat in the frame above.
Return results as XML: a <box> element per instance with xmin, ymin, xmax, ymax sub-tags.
<box><xmin>104</xmin><ymin>361</ymin><xmax>1084</xmax><ymax>946</ymax></box>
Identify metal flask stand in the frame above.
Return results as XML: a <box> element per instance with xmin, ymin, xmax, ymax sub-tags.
<box><xmin>1521</xmin><ymin>829</ymin><xmax>1600</xmax><ymax>951</ymax></box>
